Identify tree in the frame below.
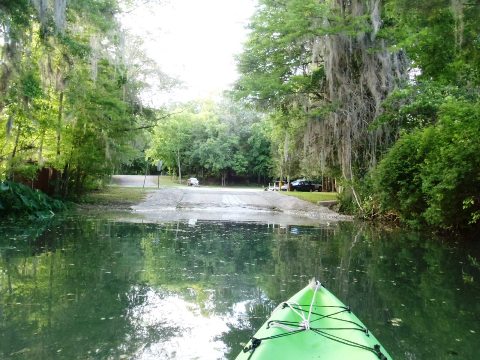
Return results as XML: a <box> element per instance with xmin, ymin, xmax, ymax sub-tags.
<box><xmin>247</xmin><ymin>122</ymin><xmax>274</xmax><ymax>183</ymax></box>
<box><xmin>1</xmin><ymin>0</ymin><xmax>175</xmax><ymax>197</ymax></box>
<box><xmin>368</xmin><ymin>0</ymin><xmax>480</xmax><ymax>230</ymax></box>
<box><xmin>147</xmin><ymin>99</ymin><xmax>271</xmax><ymax>185</ymax></box>
<box><xmin>373</xmin><ymin>100</ymin><xmax>480</xmax><ymax>230</ymax></box>
<box><xmin>235</xmin><ymin>0</ymin><xmax>407</xmax><ymax>192</ymax></box>
<box><xmin>147</xmin><ymin>112</ymin><xmax>194</xmax><ymax>182</ymax></box>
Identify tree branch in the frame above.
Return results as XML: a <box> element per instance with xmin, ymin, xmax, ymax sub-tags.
<box><xmin>118</xmin><ymin>110</ymin><xmax>184</xmax><ymax>132</ymax></box>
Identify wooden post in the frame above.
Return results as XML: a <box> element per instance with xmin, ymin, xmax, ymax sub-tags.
<box><xmin>143</xmin><ymin>161</ymin><xmax>148</xmax><ymax>189</ymax></box>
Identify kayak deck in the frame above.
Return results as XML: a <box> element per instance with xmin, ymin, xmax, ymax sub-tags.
<box><xmin>236</xmin><ymin>279</ymin><xmax>392</xmax><ymax>360</ymax></box>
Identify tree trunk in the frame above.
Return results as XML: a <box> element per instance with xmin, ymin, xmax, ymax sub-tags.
<box><xmin>0</xmin><ymin>32</ymin><xmax>17</xmax><ymax>114</ymax></box>
<box><xmin>57</xmin><ymin>163</ymin><xmax>69</xmax><ymax>197</ymax></box>
<box><xmin>10</xmin><ymin>124</ymin><xmax>21</xmax><ymax>162</ymax></box>
<box><xmin>283</xmin><ymin>131</ymin><xmax>289</xmax><ymax>180</ymax></box>
<box><xmin>56</xmin><ymin>91</ymin><xmax>64</xmax><ymax>158</ymax></box>
<box><xmin>176</xmin><ymin>149</ymin><xmax>182</xmax><ymax>183</ymax></box>
<box><xmin>38</xmin><ymin>129</ymin><xmax>46</xmax><ymax>166</ymax></box>
<box><xmin>221</xmin><ymin>171</ymin><xmax>227</xmax><ymax>186</ymax></box>
<box><xmin>8</xmin><ymin>124</ymin><xmax>22</xmax><ymax>180</ymax></box>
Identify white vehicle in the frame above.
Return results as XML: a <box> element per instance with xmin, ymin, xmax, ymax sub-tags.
<box><xmin>187</xmin><ymin>177</ymin><xmax>199</xmax><ymax>186</ymax></box>
<box><xmin>265</xmin><ymin>181</ymin><xmax>281</xmax><ymax>191</ymax></box>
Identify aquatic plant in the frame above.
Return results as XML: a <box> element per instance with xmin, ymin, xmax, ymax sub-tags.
<box><xmin>0</xmin><ymin>181</ymin><xmax>65</xmax><ymax>218</ymax></box>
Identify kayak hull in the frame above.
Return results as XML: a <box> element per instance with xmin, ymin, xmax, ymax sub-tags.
<box><xmin>236</xmin><ymin>280</ymin><xmax>392</xmax><ymax>360</ymax></box>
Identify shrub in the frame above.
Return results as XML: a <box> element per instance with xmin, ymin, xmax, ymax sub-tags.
<box><xmin>420</xmin><ymin>100</ymin><xmax>480</xmax><ymax>229</ymax></box>
<box><xmin>372</xmin><ymin>100</ymin><xmax>480</xmax><ymax>231</ymax></box>
<box><xmin>0</xmin><ymin>181</ymin><xmax>65</xmax><ymax>218</ymax></box>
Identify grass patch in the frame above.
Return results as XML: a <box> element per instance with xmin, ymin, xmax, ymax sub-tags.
<box><xmin>156</xmin><ymin>176</ymin><xmax>180</xmax><ymax>187</ymax></box>
<box><xmin>282</xmin><ymin>191</ymin><xmax>337</xmax><ymax>204</ymax></box>
<box><xmin>80</xmin><ymin>186</ymin><xmax>147</xmax><ymax>208</ymax></box>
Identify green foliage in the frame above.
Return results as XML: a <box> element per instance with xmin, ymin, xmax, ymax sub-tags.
<box><xmin>383</xmin><ymin>0</ymin><xmax>480</xmax><ymax>85</ymax></box>
<box><xmin>247</xmin><ymin>122</ymin><xmax>275</xmax><ymax>179</ymax></box>
<box><xmin>373</xmin><ymin>130</ymin><xmax>431</xmax><ymax>226</ymax></box>
<box><xmin>373</xmin><ymin>100</ymin><xmax>480</xmax><ymax>231</ymax></box>
<box><xmin>147</xmin><ymin>100</ymin><xmax>272</xmax><ymax>184</ymax></box>
<box><xmin>0</xmin><ymin>181</ymin><xmax>65</xmax><ymax>217</ymax></box>
<box><xmin>234</xmin><ymin>0</ymin><xmax>331</xmax><ymax>108</ymax></box>
<box><xmin>420</xmin><ymin>101</ymin><xmax>480</xmax><ymax>229</ymax></box>
<box><xmin>0</xmin><ymin>0</ymin><xmax>32</xmax><ymax>32</ymax></box>
<box><xmin>234</xmin><ymin>0</ymin><xmax>396</xmax><ymax>182</ymax></box>
<box><xmin>19</xmin><ymin>69</ymin><xmax>43</xmax><ymax>100</ymax></box>
<box><xmin>354</xmin><ymin>0</ymin><xmax>480</xmax><ymax>233</ymax></box>
<box><xmin>377</xmin><ymin>82</ymin><xmax>464</xmax><ymax>130</ymax></box>
<box><xmin>0</xmin><ymin>0</ymin><xmax>170</xmax><ymax>200</ymax></box>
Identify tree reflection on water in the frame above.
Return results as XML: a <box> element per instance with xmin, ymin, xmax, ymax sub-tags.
<box><xmin>1</xmin><ymin>217</ymin><xmax>479</xmax><ymax>359</ymax></box>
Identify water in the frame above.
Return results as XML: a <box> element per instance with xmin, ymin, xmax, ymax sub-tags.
<box><xmin>1</xmin><ymin>214</ymin><xmax>479</xmax><ymax>359</ymax></box>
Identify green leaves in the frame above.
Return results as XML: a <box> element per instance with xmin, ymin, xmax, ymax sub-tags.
<box><xmin>383</xmin><ymin>0</ymin><xmax>480</xmax><ymax>86</ymax></box>
<box><xmin>147</xmin><ymin>100</ymin><xmax>271</xmax><ymax>183</ymax></box>
<box><xmin>1</xmin><ymin>0</ymin><xmax>168</xmax><ymax>196</ymax></box>
<box><xmin>20</xmin><ymin>69</ymin><xmax>43</xmax><ymax>100</ymax></box>
<box><xmin>373</xmin><ymin>99</ymin><xmax>480</xmax><ymax>231</ymax></box>
<box><xmin>0</xmin><ymin>181</ymin><xmax>65</xmax><ymax>217</ymax></box>
<box><xmin>368</xmin><ymin>0</ymin><xmax>480</xmax><ymax>231</ymax></box>
<box><xmin>235</xmin><ymin>0</ymin><xmax>330</xmax><ymax>109</ymax></box>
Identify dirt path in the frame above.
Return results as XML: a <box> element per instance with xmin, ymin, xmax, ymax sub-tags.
<box><xmin>129</xmin><ymin>184</ymin><xmax>350</xmax><ymax>225</ymax></box>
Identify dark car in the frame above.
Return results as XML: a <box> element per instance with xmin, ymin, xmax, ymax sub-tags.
<box><xmin>290</xmin><ymin>179</ymin><xmax>316</xmax><ymax>192</ymax></box>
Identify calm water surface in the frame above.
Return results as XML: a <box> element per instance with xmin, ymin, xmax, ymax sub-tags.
<box><xmin>1</xmin><ymin>213</ymin><xmax>479</xmax><ymax>359</ymax></box>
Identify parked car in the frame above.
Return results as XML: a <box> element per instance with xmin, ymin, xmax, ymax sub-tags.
<box><xmin>265</xmin><ymin>181</ymin><xmax>281</xmax><ymax>191</ymax></box>
<box><xmin>310</xmin><ymin>180</ymin><xmax>322</xmax><ymax>192</ymax></box>
<box><xmin>187</xmin><ymin>177</ymin><xmax>199</xmax><ymax>186</ymax></box>
<box><xmin>290</xmin><ymin>179</ymin><xmax>316</xmax><ymax>192</ymax></box>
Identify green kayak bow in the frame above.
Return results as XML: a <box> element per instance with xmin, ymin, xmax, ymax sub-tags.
<box><xmin>236</xmin><ymin>279</ymin><xmax>392</xmax><ymax>360</ymax></box>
